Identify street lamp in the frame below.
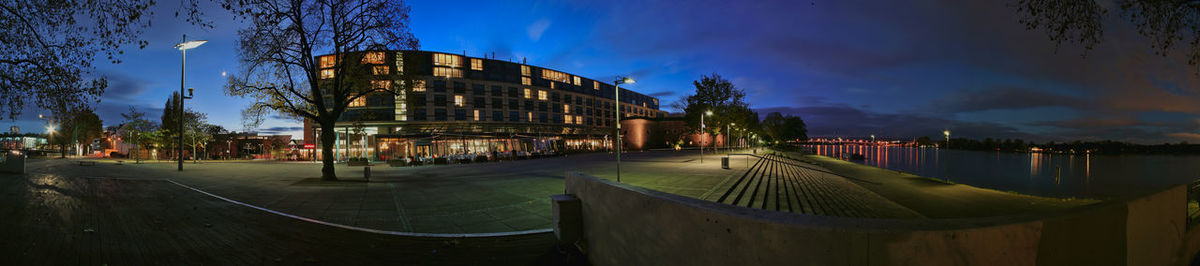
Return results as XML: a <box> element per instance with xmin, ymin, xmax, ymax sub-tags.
<box><xmin>175</xmin><ymin>35</ymin><xmax>206</xmax><ymax>171</ymax></box>
<box><xmin>701</xmin><ymin>110</ymin><xmax>712</xmax><ymax>163</ymax></box>
<box><xmin>942</xmin><ymin>130</ymin><xmax>950</xmax><ymax>148</ymax></box>
<box><xmin>726</xmin><ymin>122</ymin><xmax>735</xmax><ymax>155</ymax></box>
<box><xmin>870</xmin><ymin>134</ymin><xmax>875</xmax><ymax>144</ymax></box>
<box><xmin>614</xmin><ymin>76</ymin><xmax>634</xmax><ymax>183</ymax></box>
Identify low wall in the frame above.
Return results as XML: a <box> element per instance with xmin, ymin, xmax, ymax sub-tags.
<box><xmin>0</xmin><ymin>153</ymin><xmax>24</xmax><ymax>174</ymax></box>
<box><xmin>564</xmin><ymin>172</ymin><xmax>1191</xmax><ymax>266</ymax></box>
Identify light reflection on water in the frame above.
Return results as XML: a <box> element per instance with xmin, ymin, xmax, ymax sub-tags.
<box><xmin>803</xmin><ymin>144</ymin><xmax>1200</xmax><ymax>199</ymax></box>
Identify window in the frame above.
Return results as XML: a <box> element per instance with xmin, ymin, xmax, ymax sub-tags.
<box><xmin>434</xmin><ymin>95</ymin><xmax>446</xmax><ymax>106</ymax></box>
<box><xmin>320</xmin><ymin>69</ymin><xmax>335</xmax><ymax>79</ymax></box>
<box><xmin>521</xmin><ymin>65</ymin><xmax>531</xmax><ymax>76</ymax></box>
<box><xmin>524</xmin><ymin>88</ymin><xmax>532</xmax><ymax>99</ymax></box>
<box><xmin>474</xmin><ymin>97</ymin><xmax>485</xmax><ymax>107</ymax></box>
<box><xmin>564</xmin><ymin>115</ymin><xmax>573</xmax><ymax>124</ymax></box>
<box><xmin>319</xmin><ymin>55</ymin><xmax>338</xmax><ymax>68</ymax></box>
<box><xmin>492</xmin><ymin>99</ymin><xmax>503</xmax><ymax>109</ymax></box>
<box><xmin>527</xmin><ymin>112</ymin><xmax>533</xmax><ymax>122</ymax></box>
<box><xmin>508</xmin><ymin>99</ymin><xmax>518</xmax><ymax>109</ymax></box>
<box><xmin>563</xmin><ymin>104</ymin><xmax>570</xmax><ymax>113</ymax></box>
<box><xmin>454</xmin><ymin>95</ymin><xmax>464</xmax><ymax>107</ymax></box>
<box><xmin>373</xmin><ymin>66</ymin><xmax>389</xmax><ymax>75</ymax></box>
<box><xmin>413</xmin><ymin>109</ymin><xmax>427</xmax><ymax>121</ymax></box>
<box><xmin>362</xmin><ymin>52</ymin><xmax>385</xmax><ymax>64</ymax></box>
<box><xmin>522</xmin><ymin>77</ymin><xmax>531</xmax><ymax>85</ymax></box>
<box><xmin>371</xmin><ymin>80</ymin><xmax>390</xmax><ymax>90</ymax></box>
<box><xmin>541</xmin><ymin>69</ymin><xmax>570</xmax><ymax>83</ymax></box>
<box><xmin>573</xmin><ymin>76</ymin><xmax>581</xmax><ymax>86</ymax></box>
<box><xmin>538</xmin><ymin>90</ymin><xmax>547</xmax><ymax>101</ymax></box>
<box><xmin>433</xmin><ymin>67</ymin><xmax>463</xmax><ymax>78</ymax></box>
<box><xmin>433</xmin><ymin>53</ymin><xmax>462</xmax><ymax>67</ymax></box>
<box><xmin>593</xmin><ymin>81</ymin><xmax>600</xmax><ymax>90</ymax></box>
<box><xmin>470</xmin><ymin>58</ymin><xmax>483</xmax><ymax>71</ymax></box>
<box><xmin>411</xmin><ymin>80</ymin><xmax>426</xmax><ymax>92</ymax></box>
<box><xmin>435</xmin><ymin>109</ymin><xmax>447</xmax><ymax>121</ymax></box>
<box><xmin>473</xmin><ymin>109</ymin><xmax>481</xmax><ymax>121</ymax></box>
<box><xmin>454</xmin><ymin>109</ymin><xmax>466</xmax><ymax>121</ymax></box>
<box><xmin>472</xmin><ymin>84</ymin><xmax>485</xmax><ymax>95</ymax></box>
<box><xmin>507</xmin><ymin>87</ymin><xmax>519</xmax><ymax>97</ymax></box>
<box><xmin>348</xmin><ymin>95</ymin><xmax>367</xmax><ymax>107</ymax></box>
<box><xmin>575</xmin><ymin>116</ymin><xmax>583</xmax><ymax>125</ymax></box>
<box><xmin>492</xmin><ymin>111</ymin><xmax>503</xmax><ymax>121</ymax></box>
<box><xmin>453</xmin><ymin>82</ymin><xmax>465</xmax><ymax>93</ymax></box>
<box><xmin>508</xmin><ymin>111</ymin><xmax>519</xmax><ymax>122</ymax></box>
<box><xmin>491</xmin><ymin>86</ymin><xmax>503</xmax><ymax>96</ymax></box>
<box><xmin>539</xmin><ymin>113</ymin><xmax>547</xmax><ymax>123</ymax></box>
<box><xmin>550</xmin><ymin>82</ymin><xmax>555</xmax><ymax>89</ymax></box>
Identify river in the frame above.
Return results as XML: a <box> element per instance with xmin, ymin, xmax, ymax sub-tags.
<box><xmin>802</xmin><ymin>144</ymin><xmax>1200</xmax><ymax>199</ymax></box>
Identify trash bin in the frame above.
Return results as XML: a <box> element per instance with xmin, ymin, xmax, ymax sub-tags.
<box><xmin>363</xmin><ymin>166</ymin><xmax>371</xmax><ymax>181</ymax></box>
<box><xmin>721</xmin><ymin>157</ymin><xmax>730</xmax><ymax>169</ymax></box>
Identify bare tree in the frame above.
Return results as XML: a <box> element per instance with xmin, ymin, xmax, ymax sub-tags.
<box><xmin>222</xmin><ymin>0</ymin><xmax>419</xmax><ymax>180</ymax></box>
<box><xmin>0</xmin><ymin>1</ymin><xmax>158</xmax><ymax>119</ymax></box>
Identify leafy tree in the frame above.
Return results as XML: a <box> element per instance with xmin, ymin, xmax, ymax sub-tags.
<box><xmin>1015</xmin><ymin>0</ymin><xmax>1200</xmax><ymax>67</ymax></box>
<box><xmin>119</xmin><ymin>106</ymin><xmax>156</xmax><ymax>163</ymax></box>
<box><xmin>679</xmin><ymin>73</ymin><xmax>762</xmax><ymax>149</ymax></box>
<box><xmin>182</xmin><ymin>109</ymin><xmax>213</xmax><ymax>162</ymax></box>
<box><xmin>64</xmin><ymin>109</ymin><xmax>103</xmax><ymax>157</ymax></box>
<box><xmin>761</xmin><ymin>112</ymin><xmax>808</xmax><ymax>143</ymax></box>
<box><xmin>221</xmin><ymin>0</ymin><xmax>419</xmax><ymax>180</ymax></box>
<box><xmin>0</xmin><ymin>1</ymin><xmax>157</xmax><ymax>119</ymax></box>
<box><xmin>159</xmin><ymin>91</ymin><xmax>183</xmax><ymax>157</ymax></box>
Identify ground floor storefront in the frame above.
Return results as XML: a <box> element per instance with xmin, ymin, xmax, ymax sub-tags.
<box><xmin>302</xmin><ymin>127</ymin><xmax>613</xmax><ymax>162</ymax></box>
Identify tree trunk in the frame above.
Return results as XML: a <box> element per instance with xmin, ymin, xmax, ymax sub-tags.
<box><xmin>319</xmin><ymin>120</ymin><xmax>338</xmax><ymax>181</ymax></box>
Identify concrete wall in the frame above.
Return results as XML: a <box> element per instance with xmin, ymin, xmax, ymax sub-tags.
<box><xmin>564</xmin><ymin>172</ymin><xmax>1193</xmax><ymax>266</ymax></box>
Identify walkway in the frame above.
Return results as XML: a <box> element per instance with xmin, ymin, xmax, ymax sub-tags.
<box><xmin>706</xmin><ymin>154</ymin><xmax>922</xmax><ymax>218</ymax></box>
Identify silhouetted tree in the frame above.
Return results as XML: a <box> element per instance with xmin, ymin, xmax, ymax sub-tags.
<box><xmin>1015</xmin><ymin>0</ymin><xmax>1200</xmax><ymax>68</ymax></box>
<box><xmin>119</xmin><ymin>106</ymin><xmax>156</xmax><ymax>163</ymax></box>
<box><xmin>221</xmin><ymin>0</ymin><xmax>419</xmax><ymax>181</ymax></box>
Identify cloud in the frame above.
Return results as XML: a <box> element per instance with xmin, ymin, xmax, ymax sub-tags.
<box><xmin>526</xmin><ymin>19</ymin><xmax>552</xmax><ymax>41</ymax></box>
<box><xmin>254</xmin><ymin>126</ymin><xmax>304</xmax><ymax>134</ymax></box>
<box><xmin>646</xmin><ymin>91</ymin><xmax>675</xmax><ymax>97</ymax></box>
<box><xmin>1166</xmin><ymin>132</ymin><xmax>1200</xmax><ymax>142</ymax></box>
<box><xmin>756</xmin><ymin>104</ymin><xmax>1039</xmax><ymax>141</ymax></box>
<box><xmin>928</xmin><ymin>87</ymin><xmax>1092</xmax><ymax>113</ymax></box>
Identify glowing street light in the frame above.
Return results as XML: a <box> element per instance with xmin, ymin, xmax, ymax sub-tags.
<box><xmin>943</xmin><ymin>130</ymin><xmax>950</xmax><ymax>148</ymax></box>
<box><xmin>175</xmin><ymin>35</ymin><xmax>206</xmax><ymax>171</ymax></box>
<box><xmin>614</xmin><ymin>76</ymin><xmax>634</xmax><ymax>183</ymax></box>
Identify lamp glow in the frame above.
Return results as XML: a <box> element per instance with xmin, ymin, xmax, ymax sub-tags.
<box><xmin>175</xmin><ymin>40</ymin><xmax>208</xmax><ymax>50</ymax></box>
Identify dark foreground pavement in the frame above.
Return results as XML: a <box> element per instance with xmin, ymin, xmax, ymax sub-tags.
<box><xmin>0</xmin><ymin>159</ymin><xmax>578</xmax><ymax>265</ymax></box>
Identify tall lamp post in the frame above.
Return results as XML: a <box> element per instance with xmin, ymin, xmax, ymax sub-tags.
<box><xmin>726</xmin><ymin>123</ymin><xmax>734</xmax><ymax>155</ymax></box>
<box><xmin>700</xmin><ymin>110</ymin><xmax>712</xmax><ymax>163</ymax></box>
<box><xmin>614</xmin><ymin>76</ymin><xmax>635</xmax><ymax>182</ymax></box>
<box><xmin>174</xmin><ymin>35</ymin><xmax>207</xmax><ymax>171</ymax></box>
<box><xmin>943</xmin><ymin>129</ymin><xmax>951</xmax><ymax>182</ymax></box>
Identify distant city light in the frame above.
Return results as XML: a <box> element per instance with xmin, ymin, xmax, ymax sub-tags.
<box><xmin>221</xmin><ymin>71</ymin><xmax>227</xmax><ymax>77</ymax></box>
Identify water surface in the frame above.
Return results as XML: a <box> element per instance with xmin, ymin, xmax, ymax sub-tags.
<box><xmin>804</xmin><ymin>144</ymin><xmax>1200</xmax><ymax>199</ymax></box>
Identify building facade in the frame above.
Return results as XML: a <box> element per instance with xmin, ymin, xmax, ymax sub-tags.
<box><xmin>306</xmin><ymin>50</ymin><xmax>667</xmax><ymax>161</ymax></box>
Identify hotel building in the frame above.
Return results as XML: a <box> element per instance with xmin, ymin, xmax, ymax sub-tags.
<box><xmin>303</xmin><ymin>50</ymin><xmax>666</xmax><ymax>161</ymax></box>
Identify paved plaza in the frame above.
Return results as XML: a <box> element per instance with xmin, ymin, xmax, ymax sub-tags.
<box><xmin>78</xmin><ymin>150</ymin><xmax>750</xmax><ymax>234</ymax></box>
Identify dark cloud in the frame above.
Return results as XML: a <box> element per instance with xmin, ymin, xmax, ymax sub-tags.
<box><xmin>756</xmin><ymin>104</ymin><xmax>1041</xmax><ymax>141</ymax></box>
<box><xmin>646</xmin><ymin>91</ymin><xmax>674</xmax><ymax>98</ymax></box>
<box><xmin>928</xmin><ymin>87</ymin><xmax>1093</xmax><ymax>113</ymax></box>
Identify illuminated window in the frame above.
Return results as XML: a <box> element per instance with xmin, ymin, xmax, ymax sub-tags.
<box><xmin>348</xmin><ymin>95</ymin><xmax>367</xmax><ymax>107</ymax></box>
<box><xmin>411</xmin><ymin>80</ymin><xmax>426</xmax><ymax>92</ymax></box>
<box><xmin>362</xmin><ymin>52</ymin><xmax>385</xmax><ymax>64</ymax></box>
<box><xmin>593</xmin><ymin>81</ymin><xmax>600</xmax><ymax>90</ymax></box>
<box><xmin>524</xmin><ymin>88</ymin><xmax>532</xmax><ymax>99</ymax></box>
<box><xmin>320</xmin><ymin>69</ymin><xmax>335</xmax><ymax>79</ymax></box>
<box><xmin>521</xmin><ymin>65</ymin><xmax>530</xmax><ymax>76</ymax></box>
<box><xmin>319</xmin><ymin>55</ymin><xmax>338</xmax><ymax>68</ymax></box>
<box><xmin>522</xmin><ymin>77</ymin><xmax>531</xmax><ymax>85</ymax></box>
<box><xmin>550</xmin><ymin>82</ymin><xmax>555</xmax><ymax>89</ymax></box>
<box><xmin>473</xmin><ymin>109</ymin><xmax>480</xmax><ymax>121</ymax></box>
<box><xmin>527</xmin><ymin>112</ymin><xmax>533</xmax><ymax>122</ymax></box>
<box><xmin>371</xmin><ymin>80</ymin><xmax>390</xmax><ymax>90</ymax></box>
<box><xmin>563</xmin><ymin>104</ymin><xmax>570</xmax><ymax>113</ymax></box>
<box><xmin>564</xmin><ymin>115</ymin><xmax>572</xmax><ymax>123</ymax></box>
<box><xmin>373</xmin><ymin>66</ymin><xmax>389</xmax><ymax>75</ymax></box>
<box><xmin>433</xmin><ymin>53</ymin><xmax>462</xmax><ymax>67</ymax></box>
<box><xmin>470</xmin><ymin>58</ymin><xmax>483</xmax><ymax>71</ymax></box>
<box><xmin>575</xmin><ymin>116</ymin><xmax>583</xmax><ymax>125</ymax></box>
<box><xmin>538</xmin><ymin>90</ymin><xmax>547</xmax><ymax>101</ymax></box>
<box><xmin>433</xmin><ymin>67</ymin><xmax>463</xmax><ymax>78</ymax></box>
<box><xmin>454</xmin><ymin>95</ymin><xmax>464</xmax><ymax>107</ymax></box>
<box><xmin>541</xmin><ymin>69</ymin><xmax>570</xmax><ymax>83</ymax></box>
<box><xmin>573</xmin><ymin>76</ymin><xmax>581</xmax><ymax>86</ymax></box>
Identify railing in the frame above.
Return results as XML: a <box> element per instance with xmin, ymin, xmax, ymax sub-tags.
<box><xmin>1188</xmin><ymin>180</ymin><xmax>1200</xmax><ymax>228</ymax></box>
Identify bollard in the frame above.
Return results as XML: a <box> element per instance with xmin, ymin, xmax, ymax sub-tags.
<box><xmin>551</xmin><ymin>194</ymin><xmax>582</xmax><ymax>244</ymax></box>
<box><xmin>364</xmin><ymin>166</ymin><xmax>371</xmax><ymax>181</ymax></box>
<box><xmin>721</xmin><ymin>156</ymin><xmax>730</xmax><ymax>169</ymax></box>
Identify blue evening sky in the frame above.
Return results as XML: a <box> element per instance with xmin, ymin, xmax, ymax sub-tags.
<box><xmin>10</xmin><ymin>0</ymin><xmax>1200</xmax><ymax>144</ymax></box>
